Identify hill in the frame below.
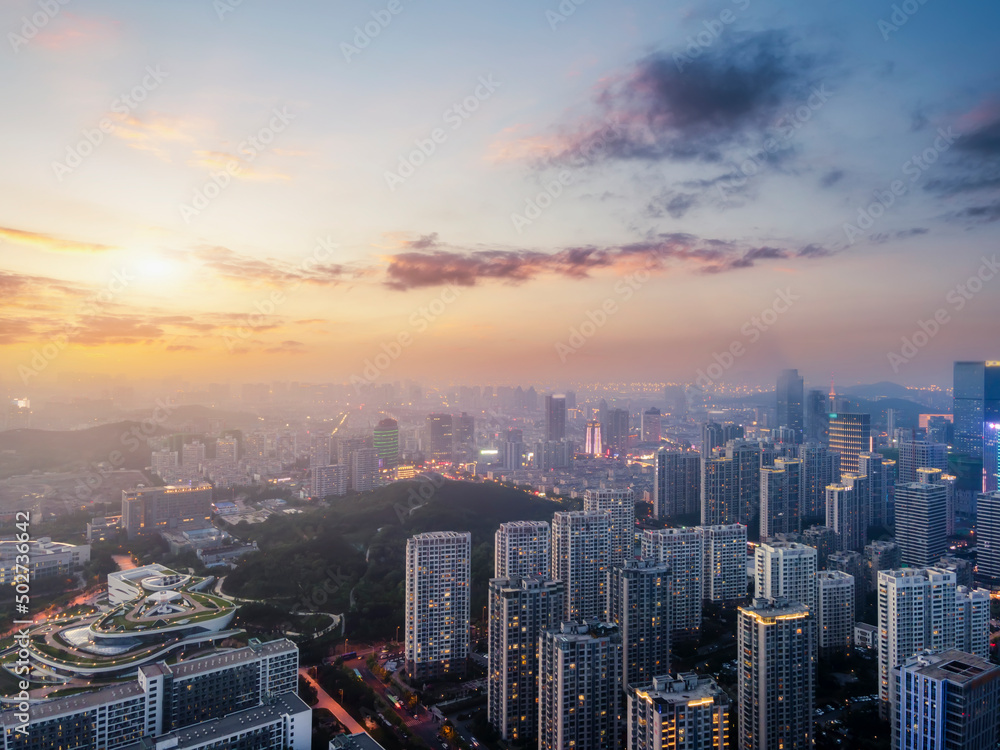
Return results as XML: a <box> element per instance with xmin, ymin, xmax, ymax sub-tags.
<box><xmin>0</xmin><ymin>422</ymin><xmax>162</xmax><ymax>478</ymax></box>
<box><xmin>223</xmin><ymin>478</ymin><xmax>571</xmax><ymax>639</ymax></box>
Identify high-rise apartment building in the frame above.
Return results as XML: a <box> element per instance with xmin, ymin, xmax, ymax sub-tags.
<box><xmin>551</xmin><ymin>511</ymin><xmax>610</xmax><ymax>622</ymax></box>
<box><xmin>494</xmin><ymin>520</ymin><xmax>550</xmax><ymax>579</ymax></box>
<box><xmin>858</xmin><ymin>452</ymin><xmax>888</xmax><ymax>528</ymax></box>
<box><xmin>642</xmin><ymin>528</ymin><xmax>703</xmax><ymax>639</ymax></box>
<box><xmin>350</xmin><ymin>447</ymin><xmax>379</xmax><ymax>491</ymax></box>
<box><xmin>307</xmin><ymin>434</ymin><xmax>331</xmax><ymax>468</ymax></box>
<box><xmin>726</xmin><ymin>441</ymin><xmax>762</xmax><ymax>525</ymax></box>
<box><xmin>815</xmin><ymin>570</ymin><xmax>854</xmax><ymax>656</ymax></box>
<box><xmin>702</xmin><ymin>524</ymin><xmax>748</xmax><ymax>601</ymax></box>
<box><xmin>894</xmin><ymin>649</ymin><xmax>1000</xmax><ymax>750</ymax></box>
<box><xmin>759</xmin><ymin>458</ymin><xmax>802</xmax><ymax>539</ymax></box>
<box><xmin>609</xmin><ymin>558</ymin><xmax>671</xmax><ymax>690</ymax></box>
<box><xmin>628</xmin><ymin>673</ymin><xmax>730</xmax><ymax>750</ymax></box>
<box><xmin>895</xmin><ymin>480</ymin><xmax>948</xmax><ymax>566</ymax></box>
<box><xmin>737</xmin><ymin>599</ymin><xmax>815</xmax><ymax>750</ymax></box>
<box><xmin>405</xmin><ymin>531</ymin><xmax>471</xmax><ymax>680</ymax></box>
<box><xmin>953</xmin><ymin>361</ymin><xmax>1000</xmax><ymax>461</ymax></box>
<box><xmin>701</xmin><ymin>456</ymin><xmax>738</xmax><ymax>526</ymax></box>
<box><xmin>825</xmin><ymin>481</ymin><xmax>866</xmax><ymax>552</ymax></box>
<box><xmin>583</xmin><ymin>487</ymin><xmax>635</xmax><ymax>569</ymax></box>
<box><xmin>653</xmin><ymin>449</ymin><xmax>701</xmax><ymax>519</ymax></box>
<box><xmin>487</xmin><ymin>576</ymin><xmax>565</xmax><ymax>744</ymax></box>
<box><xmin>538</xmin><ymin>622</ymin><xmax>622</xmax><ymax>750</ymax></box>
<box><xmin>754</xmin><ymin>542</ymin><xmax>817</xmax><ymax>613</ymax></box>
<box><xmin>121</xmin><ymin>483</ymin><xmax>212</xmax><ymax>538</ymax></box>
<box><xmin>776</xmin><ymin>368</ymin><xmax>805</xmax><ymax>441</ymax></box>
<box><xmin>864</xmin><ymin>540</ymin><xmax>901</xmax><ymax>594</ymax></box>
<box><xmin>310</xmin><ymin>463</ymin><xmax>347</xmax><ymax>498</ymax></box>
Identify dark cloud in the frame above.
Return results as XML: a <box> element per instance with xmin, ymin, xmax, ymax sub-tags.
<box><xmin>956</xmin><ymin>117</ymin><xmax>1000</xmax><ymax>156</ymax></box>
<box><xmin>407</xmin><ymin>233</ymin><xmax>440</xmax><ymax>250</ymax></box>
<box><xmin>381</xmin><ymin>235</ymin><xmax>830</xmax><ymax>290</ymax></box>
<box><xmin>819</xmin><ymin>169</ymin><xmax>844</xmax><ymax>188</ymax></box>
<box><xmin>953</xmin><ymin>202</ymin><xmax>1000</xmax><ymax>223</ymax></box>
<box><xmin>536</xmin><ymin>31</ymin><xmax>819</xmax><ymax>168</ymax></box>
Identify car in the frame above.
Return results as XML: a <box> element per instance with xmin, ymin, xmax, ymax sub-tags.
<box><xmin>815</xmin><ymin>709</ymin><xmax>824</xmax><ymax>716</ymax></box>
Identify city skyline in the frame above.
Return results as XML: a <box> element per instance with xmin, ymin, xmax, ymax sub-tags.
<box><xmin>2</xmin><ymin>1</ymin><xmax>1000</xmax><ymax>387</ymax></box>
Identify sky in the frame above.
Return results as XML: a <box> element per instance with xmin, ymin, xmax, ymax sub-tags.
<box><xmin>1</xmin><ymin>0</ymin><xmax>999</xmax><ymax>390</ymax></box>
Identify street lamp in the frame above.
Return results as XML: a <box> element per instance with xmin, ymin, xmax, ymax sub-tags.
<box><xmin>395</xmin><ymin>625</ymin><xmax>400</xmax><ymax>644</ymax></box>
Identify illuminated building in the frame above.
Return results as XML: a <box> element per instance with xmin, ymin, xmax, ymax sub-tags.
<box><xmin>701</xmin><ymin>523</ymin><xmax>748</xmax><ymax>601</ymax></box>
<box><xmin>310</xmin><ymin>464</ymin><xmax>347</xmax><ymax>498</ymax></box>
<box><xmin>628</xmin><ymin>673</ymin><xmax>730</xmax><ymax>750</ymax></box>
<box><xmin>798</xmin><ymin>441</ymin><xmax>841</xmax><ymax>519</ymax></box>
<box><xmin>121</xmin><ymin>483</ymin><xmax>213</xmax><ymax>539</ymax></box>
<box><xmin>585</xmin><ymin>420</ymin><xmax>603</xmax><ymax>456</ymax></box>
<box><xmin>642</xmin><ymin>528</ymin><xmax>703</xmax><ymax>640</ymax></box>
<box><xmin>701</xmin><ymin>457</ymin><xmax>738</xmax><ymax>526</ymax></box>
<box><xmin>487</xmin><ymin>576</ymin><xmax>564</xmax><ymax>744</ymax></box>
<box><xmin>815</xmin><ymin>570</ymin><xmax>854</xmax><ymax>656</ymax></box>
<box><xmin>825</xmin><ymin>480</ymin><xmax>866</xmax><ymax>552</ymax></box>
<box><xmin>350</xmin><ymin>447</ymin><xmax>379</xmax><ymax>491</ymax></box>
<box><xmin>373</xmin><ymin>418</ymin><xmax>399</xmax><ymax>468</ymax></box>
<box><xmin>759</xmin><ymin>458</ymin><xmax>802</xmax><ymax>539</ymax></box>
<box><xmin>953</xmin><ymin>361</ymin><xmax>1000</xmax><ymax>463</ymax></box>
<box><xmin>538</xmin><ymin>621</ymin><xmax>622</xmax><ymax>750</ymax></box>
<box><xmin>426</xmin><ymin>413</ymin><xmax>453</xmax><ymax>462</ymax></box>
<box><xmin>653</xmin><ymin>449</ymin><xmax>700</xmax><ymax>519</ymax></box>
<box><xmin>405</xmin><ymin>531</ymin><xmax>471</xmax><ymax>680</ymax></box>
<box><xmin>754</xmin><ymin>542</ymin><xmax>816</xmax><ymax>614</ymax></box>
<box><xmin>494</xmin><ymin>520</ymin><xmax>550</xmax><ymax>579</ymax></box>
<box><xmin>976</xmin><ymin>491</ymin><xmax>1000</xmax><ymax>583</ymax></box>
<box><xmin>551</xmin><ymin>511</ymin><xmax>610</xmax><ymax>622</ymax></box>
<box><xmin>828</xmin><ymin>412</ymin><xmax>871</xmax><ymax>475</ymax></box>
<box><xmin>583</xmin><ymin>487</ymin><xmax>635</xmax><ymax>569</ymax></box>
<box><xmin>609</xmin><ymin>558</ymin><xmax>671</xmax><ymax>689</ymax></box>
<box><xmin>737</xmin><ymin>599</ymin><xmax>815</xmax><ymax>750</ymax></box>
<box><xmin>897</xmin><ymin>439</ymin><xmax>948</xmax><ymax>484</ymax></box>
<box><xmin>894</xmin><ymin>649</ymin><xmax>1000</xmax><ymax>750</ymax></box>
<box><xmin>641</xmin><ymin>407</ymin><xmax>662</xmax><ymax>443</ymax></box>
<box><xmin>895</xmin><ymin>478</ymin><xmax>947</xmax><ymax>567</ymax></box>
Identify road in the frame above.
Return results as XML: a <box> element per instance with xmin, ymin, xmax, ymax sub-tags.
<box><xmin>298</xmin><ymin>667</ymin><xmax>366</xmax><ymax>735</ymax></box>
<box><xmin>342</xmin><ymin>655</ymin><xmax>451</xmax><ymax>748</ymax></box>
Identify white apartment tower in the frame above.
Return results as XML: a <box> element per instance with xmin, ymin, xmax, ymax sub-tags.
<box><xmin>754</xmin><ymin>542</ymin><xmax>817</xmax><ymax>613</ymax></box>
<box><xmin>551</xmin><ymin>511</ymin><xmax>611</xmax><ymax>622</ymax></box>
<box><xmin>405</xmin><ymin>531</ymin><xmax>471</xmax><ymax>681</ymax></box>
<box><xmin>583</xmin><ymin>487</ymin><xmax>636</xmax><ymax>569</ymax></box>
<box><xmin>815</xmin><ymin>570</ymin><xmax>854</xmax><ymax>656</ymax></box>
<box><xmin>494</xmin><ymin>520</ymin><xmax>550</xmax><ymax>579</ymax></box>
<box><xmin>642</xmin><ymin>528</ymin><xmax>704</xmax><ymax>639</ymax></box>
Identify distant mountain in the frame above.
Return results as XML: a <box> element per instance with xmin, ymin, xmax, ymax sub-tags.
<box><xmin>117</xmin><ymin>404</ymin><xmax>260</xmax><ymax>432</ymax></box>
<box><xmin>839</xmin><ymin>381</ymin><xmax>912</xmax><ymax>400</ymax></box>
<box><xmin>0</xmin><ymin>421</ymin><xmax>162</xmax><ymax>477</ymax></box>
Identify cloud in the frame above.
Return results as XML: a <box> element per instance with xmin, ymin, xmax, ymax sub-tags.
<box><xmin>68</xmin><ymin>315</ymin><xmax>165</xmax><ymax>346</ymax></box>
<box><xmin>0</xmin><ymin>226</ymin><xmax>112</xmax><ymax>254</ymax></box>
<box><xmin>33</xmin><ymin>13</ymin><xmax>118</xmax><ymax>51</ymax></box>
<box><xmin>952</xmin><ymin>202</ymin><xmax>1000</xmax><ymax>224</ymax></box>
<box><xmin>182</xmin><ymin>246</ymin><xmax>346</xmax><ymax>287</ymax></box>
<box><xmin>819</xmin><ymin>170</ymin><xmax>844</xmax><ymax>188</ymax></box>
<box><xmin>112</xmin><ymin>113</ymin><xmax>199</xmax><ymax>161</ymax></box>
<box><xmin>0</xmin><ymin>318</ymin><xmax>42</xmax><ymax>344</ymax></box>
<box><xmin>264</xmin><ymin>340</ymin><xmax>306</xmax><ymax>354</ymax></box>
<box><xmin>381</xmin><ymin>234</ymin><xmax>830</xmax><ymax>290</ymax></box>
<box><xmin>493</xmin><ymin>31</ymin><xmax>819</xmax><ymax>168</ymax></box>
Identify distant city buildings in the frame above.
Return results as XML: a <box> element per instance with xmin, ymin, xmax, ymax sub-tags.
<box><xmin>121</xmin><ymin>483</ymin><xmax>213</xmax><ymax>538</ymax></box>
<box><xmin>776</xmin><ymin>368</ymin><xmax>804</xmax><ymax>442</ymax></box>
